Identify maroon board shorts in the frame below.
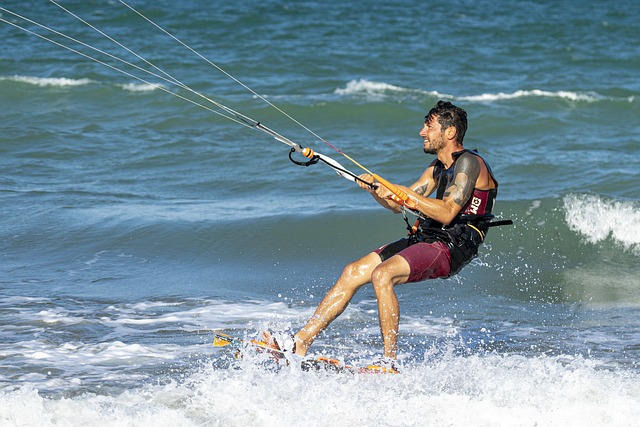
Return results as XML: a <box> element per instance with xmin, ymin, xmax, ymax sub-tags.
<box><xmin>374</xmin><ymin>238</ymin><xmax>451</xmax><ymax>283</ymax></box>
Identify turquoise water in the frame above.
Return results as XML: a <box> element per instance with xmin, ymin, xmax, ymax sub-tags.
<box><xmin>1</xmin><ymin>1</ymin><xmax>639</xmax><ymax>425</ymax></box>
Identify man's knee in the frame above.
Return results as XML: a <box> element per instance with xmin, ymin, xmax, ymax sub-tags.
<box><xmin>371</xmin><ymin>257</ymin><xmax>409</xmax><ymax>291</ymax></box>
<box><xmin>371</xmin><ymin>265</ymin><xmax>394</xmax><ymax>293</ymax></box>
<box><xmin>341</xmin><ymin>253</ymin><xmax>379</xmax><ymax>281</ymax></box>
<box><xmin>341</xmin><ymin>260</ymin><xmax>360</xmax><ymax>277</ymax></box>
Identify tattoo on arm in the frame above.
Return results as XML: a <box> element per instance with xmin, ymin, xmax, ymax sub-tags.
<box><xmin>443</xmin><ymin>153</ymin><xmax>481</xmax><ymax>207</ymax></box>
<box><xmin>413</xmin><ymin>183</ymin><xmax>430</xmax><ymax>196</ymax></box>
<box><xmin>411</xmin><ymin>163</ymin><xmax>438</xmax><ymax>197</ymax></box>
<box><xmin>445</xmin><ymin>173</ymin><xmax>473</xmax><ymax>206</ymax></box>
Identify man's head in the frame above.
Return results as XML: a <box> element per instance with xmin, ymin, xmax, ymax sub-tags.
<box><xmin>424</xmin><ymin>100</ymin><xmax>467</xmax><ymax>145</ymax></box>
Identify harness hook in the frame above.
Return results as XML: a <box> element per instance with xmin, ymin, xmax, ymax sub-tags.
<box><xmin>289</xmin><ymin>147</ymin><xmax>320</xmax><ymax>167</ymax></box>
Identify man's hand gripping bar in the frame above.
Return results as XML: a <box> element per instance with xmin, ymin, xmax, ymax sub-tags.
<box><xmin>373</xmin><ymin>174</ymin><xmax>418</xmax><ymax>210</ymax></box>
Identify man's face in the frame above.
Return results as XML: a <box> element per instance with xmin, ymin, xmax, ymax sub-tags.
<box><xmin>420</xmin><ymin>116</ymin><xmax>445</xmax><ymax>155</ymax></box>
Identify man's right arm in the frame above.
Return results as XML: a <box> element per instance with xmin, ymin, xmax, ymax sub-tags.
<box><xmin>410</xmin><ymin>163</ymin><xmax>438</xmax><ymax>197</ymax></box>
<box><xmin>357</xmin><ymin>163</ymin><xmax>437</xmax><ymax>213</ymax></box>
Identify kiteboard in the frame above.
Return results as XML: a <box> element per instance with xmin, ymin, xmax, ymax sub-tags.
<box><xmin>213</xmin><ymin>332</ymin><xmax>398</xmax><ymax>374</ymax></box>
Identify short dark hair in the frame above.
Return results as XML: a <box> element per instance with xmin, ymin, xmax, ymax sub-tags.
<box><xmin>425</xmin><ymin>100</ymin><xmax>467</xmax><ymax>143</ymax></box>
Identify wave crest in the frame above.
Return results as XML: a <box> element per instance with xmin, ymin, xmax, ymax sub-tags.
<box><xmin>334</xmin><ymin>79</ymin><xmax>625</xmax><ymax>103</ymax></box>
<box><xmin>1</xmin><ymin>75</ymin><xmax>92</xmax><ymax>87</ymax></box>
<box><xmin>563</xmin><ymin>194</ymin><xmax>640</xmax><ymax>254</ymax></box>
<box><xmin>334</xmin><ymin>78</ymin><xmax>446</xmax><ymax>99</ymax></box>
<box><xmin>1</xmin><ymin>75</ymin><xmax>162</xmax><ymax>92</ymax></box>
<box><xmin>118</xmin><ymin>82</ymin><xmax>163</xmax><ymax>92</ymax></box>
<box><xmin>459</xmin><ymin>89</ymin><xmax>602</xmax><ymax>102</ymax></box>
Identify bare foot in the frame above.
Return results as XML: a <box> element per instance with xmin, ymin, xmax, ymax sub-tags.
<box><xmin>260</xmin><ymin>330</ymin><xmax>281</xmax><ymax>351</ymax></box>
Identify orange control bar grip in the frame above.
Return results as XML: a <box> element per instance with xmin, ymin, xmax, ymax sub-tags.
<box><xmin>372</xmin><ymin>174</ymin><xmax>418</xmax><ymax>209</ymax></box>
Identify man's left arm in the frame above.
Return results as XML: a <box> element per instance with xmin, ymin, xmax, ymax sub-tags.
<box><xmin>401</xmin><ymin>154</ymin><xmax>481</xmax><ymax>225</ymax></box>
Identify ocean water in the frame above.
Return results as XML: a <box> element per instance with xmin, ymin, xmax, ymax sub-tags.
<box><xmin>1</xmin><ymin>0</ymin><xmax>639</xmax><ymax>425</ymax></box>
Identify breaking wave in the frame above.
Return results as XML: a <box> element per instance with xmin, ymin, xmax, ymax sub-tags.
<box><xmin>564</xmin><ymin>193</ymin><xmax>640</xmax><ymax>255</ymax></box>
<box><xmin>1</xmin><ymin>75</ymin><xmax>163</xmax><ymax>92</ymax></box>
<box><xmin>1</xmin><ymin>75</ymin><xmax>92</xmax><ymax>87</ymax></box>
<box><xmin>334</xmin><ymin>78</ymin><xmax>633</xmax><ymax>104</ymax></box>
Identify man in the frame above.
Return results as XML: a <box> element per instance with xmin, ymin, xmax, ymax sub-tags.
<box><xmin>269</xmin><ymin>100</ymin><xmax>500</xmax><ymax>370</ymax></box>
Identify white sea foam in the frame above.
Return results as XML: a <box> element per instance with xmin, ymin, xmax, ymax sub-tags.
<box><xmin>334</xmin><ymin>78</ymin><xmax>448</xmax><ymax>99</ymax></box>
<box><xmin>458</xmin><ymin>89</ymin><xmax>602</xmax><ymax>102</ymax></box>
<box><xmin>118</xmin><ymin>82</ymin><xmax>163</xmax><ymax>92</ymax></box>
<box><xmin>335</xmin><ymin>79</ymin><xmax>607</xmax><ymax>104</ymax></box>
<box><xmin>1</xmin><ymin>354</ymin><xmax>638</xmax><ymax>427</ymax></box>
<box><xmin>2</xmin><ymin>297</ymin><xmax>638</xmax><ymax>425</ymax></box>
<box><xmin>1</xmin><ymin>75</ymin><xmax>164</xmax><ymax>93</ymax></box>
<box><xmin>36</xmin><ymin>308</ymin><xmax>87</xmax><ymax>325</ymax></box>
<box><xmin>2</xmin><ymin>75</ymin><xmax>92</xmax><ymax>87</ymax></box>
<box><xmin>335</xmin><ymin>78</ymin><xmax>406</xmax><ymax>95</ymax></box>
<box><xmin>5</xmin><ymin>337</ymin><xmax>186</xmax><ymax>384</ymax></box>
<box><xmin>563</xmin><ymin>193</ymin><xmax>640</xmax><ymax>254</ymax></box>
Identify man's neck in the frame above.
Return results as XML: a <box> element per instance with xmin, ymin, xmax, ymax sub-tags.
<box><xmin>437</xmin><ymin>143</ymin><xmax>464</xmax><ymax>169</ymax></box>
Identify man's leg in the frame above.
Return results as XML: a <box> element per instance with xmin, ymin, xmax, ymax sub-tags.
<box><xmin>293</xmin><ymin>252</ymin><xmax>382</xmax><ymax>356</ymax></box>
<box><xmin>371</xmin><ymin>241</ymin><xmax>451</xmax><ymax>359</ymax></box>
<box><xmin>370</xmin><ymin>255</ymin><xmax>411</xmax><ymax>359</ymax></box>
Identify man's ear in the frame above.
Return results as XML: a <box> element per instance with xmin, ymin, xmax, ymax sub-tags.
<box><xmin>445</xmin><ymin>126</ymin><xmax>457</xmax><ymax>140</ymax></box>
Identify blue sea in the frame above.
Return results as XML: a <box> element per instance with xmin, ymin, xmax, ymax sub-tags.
<box><xmin>1</xmin><ymin>0</ymin><xmax>639</xmax><ymax>425</ymax></box>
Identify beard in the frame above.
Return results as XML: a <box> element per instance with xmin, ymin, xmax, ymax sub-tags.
<box><xmin>423</xmin><ymin>136</ymin><xmax>444</xmax><ymax>155</ymax></box>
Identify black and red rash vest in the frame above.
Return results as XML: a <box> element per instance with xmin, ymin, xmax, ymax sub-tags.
<box><xmin>418</xmin><ymin>149</ymin><xmax>500</xmax><ymax>276</ymax></box>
